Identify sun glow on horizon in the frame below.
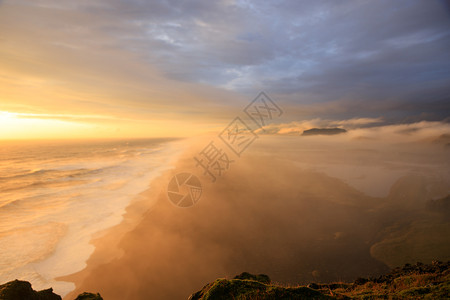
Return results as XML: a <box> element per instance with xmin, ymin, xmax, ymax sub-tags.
<box><xmin>0</xmin><ymin>111</ymin><xmax>95</xmax><ymax>140</ymax></box>
<box><xmin>0</xmin><ymin>111</ymin><xmax>212</xmax><ymax>140</ymax></box>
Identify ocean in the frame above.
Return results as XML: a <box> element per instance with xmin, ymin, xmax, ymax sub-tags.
<box><xmin>0</xmin><ymin>138</ymin><xmax>184</xmax><ymax>296</ymax></box>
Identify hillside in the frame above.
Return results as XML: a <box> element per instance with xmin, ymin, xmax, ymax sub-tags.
<box><xmin>189</xmin><ymin>261</ymin><xmax>450</xmax><ymax>299</ymax></box>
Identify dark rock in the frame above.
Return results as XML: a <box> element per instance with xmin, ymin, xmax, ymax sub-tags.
<box><xmin>326</xmin><ymin>283</ymin><xmax>351</xmax><ymax>290</ymax></box>
<box><xmin>353</xmin><ymin>277</ymin><xmax>369</xmax><ymax>285</ymax></box>
<box><xmin>0</xmin><ymin>280</ymin><xmax>61</xmax><ymax>300</ymax></box>
<box><xmin>307</xmin><ymin>283</ymin><xmax>319</xmax><ymax>289</ymax></box>
<box><xmin>0</xmin><ymin>280</ymin><xmax>103</xmax><ymax>300</ymax></box>
<box><xmin>74</xmin><ymin>292</ymin><xmax>103</xmax><ymax>300</ymax></box>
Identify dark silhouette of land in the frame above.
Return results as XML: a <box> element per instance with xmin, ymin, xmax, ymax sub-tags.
<box><xmin>302</xmin><ymin>128</ymin><xmax>347</xmax><ymax>136</ymax></box>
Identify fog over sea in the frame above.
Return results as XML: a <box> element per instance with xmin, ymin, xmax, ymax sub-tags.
<box><xmin>65</xmin><ymin>124</ymin><xmax>450</xmax><ymax>300</ymax></box>
<box><xmin>0</xmin><ymin>138</ymin><xmax>183</xmax><ymax>296</ymax></box>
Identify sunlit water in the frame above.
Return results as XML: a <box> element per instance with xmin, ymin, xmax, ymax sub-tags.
<box><xmin>0</xmin><ymin>138</ymin><xmax>183</xmax><ymax>296</ymax></box>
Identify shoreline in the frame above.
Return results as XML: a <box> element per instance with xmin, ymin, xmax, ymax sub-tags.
<box><xmin>53</xmin><ymin>138</ymin><xmax>190</xmax><ymax>298</ymax></box>
<box><xmin>60</xmin><ymin>137</ymin><xmax>205</xmax><ymax>299</ymax></box>
<box><xmin>0</xmin><ymin>137</ymin><xmax>191</xmax><ymax>298</ymax></box>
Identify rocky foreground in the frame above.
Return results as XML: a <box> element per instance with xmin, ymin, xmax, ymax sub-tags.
<box><xmin>1</xmin><ymin>261</ymin><xmax>448</xmax><ymax>299</ymax></box>
<box><xmin>0</xmin><ymin>280</ymin><xmax>102</xmax><ymax>300</ymax></box>
<box><xmin>189</xmin><ymin>261</ymin><xmax>450</xmax><ymax>299</ymax></box>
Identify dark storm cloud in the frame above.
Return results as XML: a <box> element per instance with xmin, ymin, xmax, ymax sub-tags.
<box><xmin>96</xmin><ymin>0</ymin><xmax>450</xmax><ymax>119</ymax></box>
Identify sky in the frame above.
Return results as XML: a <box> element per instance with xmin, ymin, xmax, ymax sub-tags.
<box><xmin>0</xmin><ymin>0</ymin><xmax>449</xmax><ymax>139</ymax></box>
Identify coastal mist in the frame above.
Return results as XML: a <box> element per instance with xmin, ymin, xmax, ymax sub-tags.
<box><xmin>64</xmin><ymin>127</ymin><xmax>449</xmax><ymax>299</ymax></box>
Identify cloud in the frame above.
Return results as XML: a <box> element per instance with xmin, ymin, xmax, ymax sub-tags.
<box><xmin>256</xmin><ymin>119</ymin><xmax>450</xmax><ymax>145</ymax></box>
<box><xmin>332</xmin><ymin>117</ymin><xmax>384</xmax><ymax>128</ymax></box>
<box><xmin>347</xmin><ymin>121</ymin><xmax>450</xmax><ymax>143</ymax></box>
<box><xmin>0</xmin><ymin>0</ymin><xmax>449</xmax><ymax>133</ymax></box>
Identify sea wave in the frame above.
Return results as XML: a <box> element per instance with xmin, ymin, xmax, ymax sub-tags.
<box><xmin>0</xmin><ymin>138</ymin><xmax>185</xmax><ymax>297</ymax></box>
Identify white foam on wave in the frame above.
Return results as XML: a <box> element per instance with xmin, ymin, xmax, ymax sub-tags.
<box><xmin>0</xmin><ymin>139</ymin><xmax>186</xmax><ymax>297</ymax></box>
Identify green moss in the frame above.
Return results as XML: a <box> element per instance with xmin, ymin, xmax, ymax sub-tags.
<box><xmin>195</xmin><ymin>278</ymin><xmax>334</xmax><ymax>300</ymax></box>
<box><xmin>393</xmin><ymin>275</ymin><xmax>415</xmax><ymax>288</ymax></box>
<box><xmin>233</xmin><ymin>272</ymin><xmax>271</xmax><ymax>284</ymax></box>
<box><xmin>190</xmin><ymin>264</ymin><xmax>449</xmax><ymax>300</ymax></box>
<box><xmin>203</xmin><ymin>279</ymin><xmax>267</xmax><ymax>300</ymax></box>
<box><xmin>424</xmin><ymin>281</ymin><xmax>450</xmax><ymax>299</ymax></box>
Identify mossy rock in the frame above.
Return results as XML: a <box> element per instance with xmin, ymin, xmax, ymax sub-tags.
<box><xmin>398</xmin><ymin>286</ymin><xmax>431</xmax><ymax>297</ymax></box>
<box><xmin>189</xmin><ymin>275</ymin><xmax>336</xmax><ymax>300</ymax></box>
<box><xmin>233</xmin><ymin>272</ymin><xmax>271</xmax><ymax>284</ymax></box>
